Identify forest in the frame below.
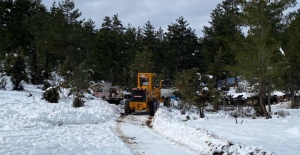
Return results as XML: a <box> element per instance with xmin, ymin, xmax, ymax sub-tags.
<box><xmin>0</xmin><ymin>0</ymin><xmax>300</xmax><ymax>116</ymax></box>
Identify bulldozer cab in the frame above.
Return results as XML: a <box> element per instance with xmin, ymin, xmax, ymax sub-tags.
<box><xmin>138</xmin><ymin>73</ymin><xmax>155</xmax><ymax>90</ymax></box>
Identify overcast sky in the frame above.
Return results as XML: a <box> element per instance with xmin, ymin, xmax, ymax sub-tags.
<box><xmin>42</xmin><ymin>0</ymin><xmax>223</xmax><ymax>36</ymax></box>
<box><xmin>42</xmin><ymin>0</ymin><xmax>300</xmax><ymax>37</ymax></box>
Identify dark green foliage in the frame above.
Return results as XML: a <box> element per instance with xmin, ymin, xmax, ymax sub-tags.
<box><xmin>232</xmin><ymin>0</ymin><xmax>296</xmax><ymax>118</ymax></box>
<box><xmin>5</xmin><ymin>49</ymin><xmax>28</xmax><ymax>91</ymax></box>
<box><xmin>281</xmin><ymin>9</ymin><xmax>300</xmax><ymax>108</ymax></box>
<box><xmin>172</xmin><ymin>90</ymin><xmax>182</xmax><ymax>99</ymax></box>
<box><xmin>67</xmin><ymin>62</ymin><xmax>90</xmax><ymax>96</ymax></box>
<box><xmin>43</xmin><ymin>87</ymin><xmax>59</xmax><ymax>103</ymax></box>
<box><xmin>129</xmin><ymin>49</ymin><xmax>155</xmax><ymax>84</ymax></box>
<box><xmin>165</xmin><ymin>17</ymin><xmax>201</xmax><ymax>74</ymax></box>
<box><xmin>202</xmin><ymin>0</ymin><xmax>243</xmax><ymax>82</ymax></box>
<box><xmin>73</xmin><ymin>96</ymin><xmax>85</xmax><ymax>108</ymax></box>
<box><xmin>174</xmin><ymin>69</ymin><xmax>206</xmax><ymax>117</ymax></box>
<box><xmin>208</xmin><ymin>88</ymin><xmax>222</xmax><ymax>112</ymax></box>
<box><xmin>201</xmin><ymin>75</ymin><xmax>222</xmax><ymax>112</ymax></box>
<box><xmin>4</xmin><ymin>52</ymin><xmax>15</xmax><ymax>76</ymax></box>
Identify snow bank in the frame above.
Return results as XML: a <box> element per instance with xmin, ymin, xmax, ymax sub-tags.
<box><xmin>152</xmin><ymin>108</ymin><xmax>274</xmax><ymax>155</ymax></box>
<box><xmin>0</xmin><ymin>92</ymin><xmax>119</xmax><ymax>129</ymax></box>
<box><xmin>0</xmin><ymin>88</ymin><xmax>132</xmax><ymax>155</ymax></box>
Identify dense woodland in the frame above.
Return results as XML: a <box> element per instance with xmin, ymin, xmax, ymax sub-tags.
<box><xmin>1</xmin><ymin>0</ymin><xmax>300</xmax><ymax>116</ymax></box>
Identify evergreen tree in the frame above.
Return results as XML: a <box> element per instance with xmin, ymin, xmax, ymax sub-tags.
<box><xmin>91</xmin><ymin>15</ymin><xmax>125</xmax><ymax>84</ymax></box>
<box><xmin>120</xmin><ymin>24</ymin><xmax>138</xmax><ymax>87</ymax></box>
<box><xmin>154</xmin><ymin>27</ymin><xmax>169</xmax><ymax>77</ymax></box>
<box><xmin>141</xmin><ymin>21</ymin><xmax>157</xmax><ymax>51</ymax></box>
<box><xmin>165</xmin><ymin>16</ymin><xmax>201</xmax><ymax>75</ymax></box>
<box><xmin>68</xmin><ymin>61</ymin><xmax>90</xmax><ymax>96</ymax></box>
<box><xmin>0</xmin><ymin>0</ymin><xmax>13</xmax><ymax>57</ymax></box>
<box><xmin>174</xmin><ymin>69</ymin><xmax>206</xmax><ymax>118</ymax></box>
<box><xmin>9</xmin><ymin>0</ymin><xmax>35</xmax><ymax>54</ymax></box>
<box><xmin>140</xmin><ymin>21</ymin><xmax>166</xmax><ymax>75</ymax></box>
<box><xmin>130</xmin><ymin>49</ymin><xmax>155</xmax><ymax>76</ymax></box>
<box><xmin>5</xmin><ymin>48</ymin><xmax>28</xmax><ymax>90</ymax></box>
<box><xmin>24</xmin><ymin>0</ymin><xmax>48</xmax><ymax>84</ymax></box>
<box><xmin>235</xmin><ymin>0</ymin><xmax>296</xmax><ymax>118</ymax></box>
<box><xmin>58</xmin><ymin>0</ymin><xmax>83</xmax><ymax>76</ymax></box>
<box><xmin>202</xmin><ymin>0</ymin><xmax>243</xmax><ymax>84</ymax></box>
<box><xmin>282</xmin><ymin>9</ymin><xmax>300</xmax><ymax>108</ymax></box>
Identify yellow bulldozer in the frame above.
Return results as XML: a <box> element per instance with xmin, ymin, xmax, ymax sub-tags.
<box><xmin>125</xmin><ymin>73</ymin><xmax>163</xmax><ymax>116</ymax></box>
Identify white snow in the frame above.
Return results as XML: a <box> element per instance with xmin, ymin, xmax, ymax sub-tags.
<box><xmin>0</xmin><ymin>85</ymin><xmax>131</xmax><ymax>155</ymax></box>
<box><xmin>279</xmin><ymin>47</ymin><xmax>285</xmax><ymax>56</ymax></box>
<box><xmin>118</xmin><ymin>114</ymin><xmax>196</xmax><ymax>155</ymax></box>
<box><xmin>1</xmin><ymin>83</ymin><xmax>300</xmax><ymax>155</ymax></box>
<box><xmin>152</xmin><ymin>102</ymin><xmax>300</xmax><ymax>155</ymax></box>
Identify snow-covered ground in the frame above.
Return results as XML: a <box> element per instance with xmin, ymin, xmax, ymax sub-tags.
<box><xmin>153</xmin><ymin>105</ymin><xmax>300</xmax><ymax>155</ymax></box>
<box><xmin>0</xmin><ymin>84</ymin><xmax>132</xmax><ymax>155</ymax></box>
<box><xmin>1</xmin><ymin>83</ymin><xmax>299</xmax><ymax>155</ymax></box>
<box><xmin>117</xmin><ymin>114</ymin><xmax>197</xmax><ymax>155</ymax></box>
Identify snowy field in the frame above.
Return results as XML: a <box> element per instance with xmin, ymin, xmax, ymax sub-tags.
<box><xmin>0</xmin><ymin>83</ymin><xmax>299</xmax><ymax>155</ymax></box>
<box><xmin>0</xmin><ymin>84</ymin><xmax>132</xmax><ymax>155</ymax></box>
<box><xmin>153</xmin><ymin>105</ymin><xmax>300</xmax><ymax>155</ymax></box>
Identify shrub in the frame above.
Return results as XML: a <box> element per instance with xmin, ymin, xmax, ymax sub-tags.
<box><xmin>42</xmin><ymin>80</ymin><xmax>51</xmax><ymax>91</ymax></box>
<box><xmin>73</xmin><ymin>96</ymin><xmax>85</xmax><ymax>108</ymax></box>
<box><xmin>43</xmin><ymin>87</ymin><xmax>59</xmax><ymax>103</ymax></box>
<box><xmin>5</xmin><ymin>49</ymin><xmax>28</xmax><ymax>91</ymax></box>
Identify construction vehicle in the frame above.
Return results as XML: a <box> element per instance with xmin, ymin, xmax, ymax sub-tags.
<box><xmin>90</xmin><ymin>83</ymin><xmax>111</xmax><ymax>99</ymax></box>
<box><xmin>125</xmin><ymin>73</ymin><xmax>163</xmax><ymax>116</ymax></box>
<box><xmin>90</xmin><ymin>83</ymin><xmax>124</xmax><ymax>104</ymax></box>
<box><xmin>106</xmin><ymin>86</ymin><xmax>124</xmax><ymax>104</ymax></box>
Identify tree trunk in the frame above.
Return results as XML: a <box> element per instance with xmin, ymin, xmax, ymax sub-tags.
<box><xmin>199</xmin><ymin>107</ymin><xmax>205</xmax><ymax>118</ymax></box>
<box><xmin>260</xmin><ymin>92</ymin><xmax>270</xmax><ymax>119</ymax></box>
<box><xmin>234</xmin><ymin>75</ymin><xmax>239</xmax><ymax>88</ymax></box>
<box><xmin>43</xmin><ymin>55</ymin><xmax>50</xmax><ymax>80</ymax></box>
<box><xmin>290</xmin><ymin>90</ymin><xmax>296</xmax><ymax>109</ymax></box>
<box><xmin>268</xmin><ymin>91</ymin><xmax>271</xmax><ymax>113</ymax></box>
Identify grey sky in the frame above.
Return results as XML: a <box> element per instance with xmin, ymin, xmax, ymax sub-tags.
<box><xmin>42</xmin><ymin>0</ymin><xmax>300</xmax><ymax>37</ymax></box>
<box><xmin>42</xmin><ymin>0</ymin><xmax>223</xmax><ymax>36</ymax></box>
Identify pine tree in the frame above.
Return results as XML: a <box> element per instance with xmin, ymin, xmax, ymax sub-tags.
<box><xmin>130</xmin><ymin>49</ymin><xmax>155</xmax><ymax>80</ymax></box>
<box><xmin>7</xmin><ymin>48</ymin><xmax>28</xmax><ymax>90</ymax></box>
<box><xmin>141</xmin><ymin>21</ymin><xmax>157</xmax><ymax>51</ymax></box>
<box><xmin>0</xmin><ymin>0</ymin><xmax>13</xmax><ymax>57</ymax></box>
<box><xmin>282</xmin><ymin>9</ymin><xmax>300</xmax><ymax>108</ymax></box>
<box><xmin>140</xmin><ymin>21</ymin><xmax>167</xmax><ymax>75</ymax></box>
<box><xmin>174</xmin><ymin>69</ymin><xmax>206</xmax><ymax>118</ymax></box>
<box><xmin>91</xmin><ymin>14</ymin><xmax>126</xmax><ymax>85</ymax></box>
<box><xmin>202</xmin><ymin>0</ymin><xmax>243</xmax><ymax>84</ymax></box>
<box><xmin>58</xmin><ymin>0</ymin><xmax>83</xmax><ymax>76</ymax></box>
<box><xmin>119</xmin><ymin>24</ymin><xmax>138</xmax><ymax>87</ymax></box>
<box><xmin>69</xmin><ymin>61</ymin><xmax>90</xmax><ymax>96</ymax></box>
<box><xmin>165</xmin><ymin>16</ymin><xmax>201</xmax><ymax>74</ymax></box>
<box><xmin>24</xmin><ymin>0</ymin><xmax>49</xmax><ymax>84</ymax></box>
<box><xmin>235</xmin><ymin>0</ymin><xmax>296</xmax><ymax>118</ymax></box>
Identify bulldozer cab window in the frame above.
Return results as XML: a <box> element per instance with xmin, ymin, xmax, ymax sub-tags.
<box><xmin>140</xmin><ymin>77</ymin><xmax>149</xmax><ymax>86</ymax></box>
<box><xmin>109</xmin><ymin>88</ymin><xmax>117</xmax><ymax>93</ymax></box>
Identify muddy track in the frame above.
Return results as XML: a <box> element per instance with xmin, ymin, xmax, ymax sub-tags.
<box><xmin>116</xmin><ymin>114</ymin><xmax>153</xmax><ymax>155</ymax></box>
<box><xmin>115</xmin><ymin>114</ymin><xmax>196</xmax><ymax>155</ymax></box>
<box><xmin>116</xmin><ymin>114</ymin><xmax>137</xmax><ymax>145</ymax></box>
<box><xmin>116</xmin><ymin>114</ymin><xmax>153</xmax><ymax>144</ymax></box>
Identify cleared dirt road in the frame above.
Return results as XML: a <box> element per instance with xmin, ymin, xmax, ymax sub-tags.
<box><xmin>116</xmin><ymin>113</ymin><xmax>197</xmax><ymax>155</ymax></box>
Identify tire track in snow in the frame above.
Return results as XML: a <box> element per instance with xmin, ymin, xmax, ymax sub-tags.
<box><xmin>116</xmin><ymin>113</ymin><xmax>197</xmax><ymax>155</ymax></box>
<box><xmin>116</xmin><ymin>114</ymin><xmax>146</xmax><ymax>155</ymax></box>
